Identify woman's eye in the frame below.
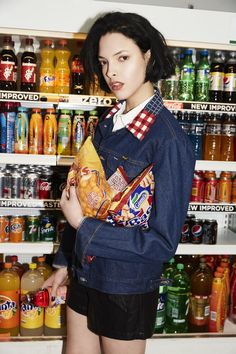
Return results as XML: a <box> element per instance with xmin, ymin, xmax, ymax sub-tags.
<box><xmin>119</xmin><ymin>55</ymin><xmax>128</xmax><ymax>62</ymax></box>
<box><xmin>99</xmin><ymin>60</ymin><xmax>107</xmax><ymax>67</ymax></box>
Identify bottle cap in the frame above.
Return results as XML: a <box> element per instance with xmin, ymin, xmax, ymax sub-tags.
<box><xmin>89</xmin><ymin>110</ymin><xmax>98</xmax><ymax>116</ymax></box>
<box><xmin>58</xmin><ymin>39</ymin><xmax>67</xmax><ymax>47</ymax></box>
<box><xmin>4</xmin><ymin>262</ymin><xmax>12</xmax><ymax>268</ymax></box>
<box><xmin>177</xmin><ymin>263</ymin><xmax>184</xmax><ymax>270</ymax></box>
<box><xmin>46</xmin><ymin>108</ymin><xmax>55</xmax><ymax>113</ymax></box>
<box><xmin>29</xmin><ymin>263</ymin><xmax>37</xmax><ymax>270</ymax></box>
<box><xmin>18</xmin><ymin>106</ymin><xmax>29</xmax><ymax>112</ymax></box>
<box><xmin>200</xmin><ymin>49</ymin><xmax>208</xmax><ymax>56</ymax></box>
<box><xmin>3</xmin><ymin>36</ymin><xmax>12</xmax><ymax>44</ymax></box>
<box><xmin>75</xmin><ymin>110</ymin><xmax>85</xmax><ymax>115</ymax></box>
<box><xmin>61</xmin><ymin>109</ymin><xmax>71</xmax><ymax>114</ymax></box>
<box><xmin>169</xmin><ymin>258</ymin><xmax>175</xmax><ymax>264</ymax></box>
<box><xmin>38</xmin><ymin>256</ymin><xmax>46</xmax><ymax>262</ymax></box>
<box><xmin>32</xmin><ymin>108</ymin><xmax>41</xmax><ymax>113</ymax></box>
<box><xmin>26</xmin><ymin>38</ymin><xmax>33</xmax><ymax>46</ymax></box>
<box><xmin>43</xmin><ymin>39</ymin><xmax>53</xmax><ymax>47</ymax></box>
<box><xmin>11</xmin><ymin>255</ymin><xmax>18</xmax><ymax>262</ymax></box>
<box><xmin>184</xmin><ymin>49</ymin><xmax>193</xmax><ymax>55</ymax></box>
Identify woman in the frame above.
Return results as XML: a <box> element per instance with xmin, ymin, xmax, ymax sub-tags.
<box><xmin>44</xmin><ymin>11</ymin><xmax>195</xmax><ymax>354</ymax></box>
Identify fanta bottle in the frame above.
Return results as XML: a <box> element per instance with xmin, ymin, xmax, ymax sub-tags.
<box><xmin>29</xmin><ymin>108</ymin><xmax>43</xmax><ymax>154</ymax></box>
<box><xmin>0</xmin><ymin>262</ymin><xmax>20</xmax><ymax>336</ymax></box>
<box><xmin>36</xmin><ymin>256</ymin><xmax>52</xmax><ymax>281</ymax></box>
<box><xmin>39</xmin><ymin>39</ymin><xmax>55</xmax><ymax>93</ymax></box>
<box><xmin>43</xmin><ymin>108</ymin><xmax>57</xmax><ymax>155</ymax></box>
<box><xmin>57</xmin><ymin>109</ymin><xmax>71</xmax><ymax>155</ymax></box>
<box><xmin>20</xmin><ymin>263</ymin><xmax>44</xmax><ymax>336</ymax></box>
<box><xmin>14</xmin><ymin>106</ymin><xmax>29</xmax><ymax>154</ymax></box>
<box><xmin>54</xmin><ymin>40</ymin><xmax>71</xmax><ymax>94</ymax></box>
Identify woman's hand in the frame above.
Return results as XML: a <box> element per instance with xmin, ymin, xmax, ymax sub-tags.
<box><xmin>60</xmin><ymin>186</ymin><xmax>84</xmax><ymax>229</ymax></box>
<box><xmin>42</xmin><ymin>267</ymin><xmax>69</xmax><ymax>299</ymax></box>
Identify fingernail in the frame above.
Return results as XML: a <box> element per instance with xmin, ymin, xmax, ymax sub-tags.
<box><xmin>51</xmin><ymin>296</ymin><xmax>55</xmax><ymax>301</ymax></box>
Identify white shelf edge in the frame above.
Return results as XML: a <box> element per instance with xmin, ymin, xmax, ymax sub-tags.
<box><xmin>56</xmin><ymin>155</ymin><xmax>74</xmax><ymax>166</ymax></box>
<box><xmin>0</xmin><ymin>27</ymin><xmax>86</xmax><ymax>40</ymax></box>
<box><xmin>166</xmin><ymin>39</ymin><xmax>236</xmax><ymax>51</ymax></box>
<box><xmin>0</xmin><ymin>242</ymin><xmax>54</xmax><ymax>254</ymax></box>
<box><xmin>195</xmin><ymin>160</ymin><xmax>236</xmax><ymax>172</ymax></box>
<box><xmin>0</xmin><ymin>154</ymin><xmax>57</xmax><ymax>166</ymax></box>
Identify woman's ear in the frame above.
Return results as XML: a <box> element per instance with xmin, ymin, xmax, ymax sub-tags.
<box><xmin>144</xmin><ymin>49</ymin><xmax>151</xmax><ymax>63</ymax></box>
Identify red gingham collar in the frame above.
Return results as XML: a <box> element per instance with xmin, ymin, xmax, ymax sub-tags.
<box><xmin>104</xmin><ymin>90</ymin><xmax>163</xmax><ymax>141</ymax></box>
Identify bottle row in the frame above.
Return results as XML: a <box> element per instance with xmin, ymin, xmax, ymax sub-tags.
<box><xmin>0</xmin><ymin>165</ymin><xmax>68</xmax><ymax>200</ymax></box>
<box><xmin>180</xmin><ymin>215</ymin><xmax>218</xmax><ymax>244</ymax></box>
<box><xmin>191</xmin><ymin>170</ymin><xmax>236</xmax><ymax>204</ymax></box>
<box><xmin>0</xmin><ymin>213</ymin><xmax>66</xmax><ymax>243</ymax></box>
<box><xmin>0</xmin><ymin>259</ymin><xmax>66</xmax><ymax>337</ymax></box>
<box><xmin>0</xmin><ymin>103</ymin><xmax>99</xmax><ymax>155</ymax></box>
<box><xmin>155</xmin><ymin>254</ymin><xmax>236</xmax><ymax>334</ymax></box>
<box><xmin>161</xmin><ymin>49</ymin><xmax>236</xmax><ymax>103</ymax></box>
<box><xmin>174</xmin><ymin>111</ymin><xmax>236</xmax><ymax>161</ymax></box>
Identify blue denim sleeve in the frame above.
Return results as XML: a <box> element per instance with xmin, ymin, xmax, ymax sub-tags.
<box><xmin>75</xmin><ymin>135</ymin><xmax>195</xmax><ymax>265</ymax></box>
<box><xmin>53</xmin><ymin>222</ymin><xmax>76</xmax><ymax>267</ymax></box>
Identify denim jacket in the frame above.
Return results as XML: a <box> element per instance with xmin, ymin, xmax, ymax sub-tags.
<box><xmin>53</xmin><ymin>91</ymin><xmax>196</xmax><ymax>294</ymax></box>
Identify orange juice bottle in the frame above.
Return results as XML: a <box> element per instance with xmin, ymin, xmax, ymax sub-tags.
<box><xmin>209</xmin><ymin>270</ymin><xmax>224</xmax><ymax>332</ymax></box>
<box><xmin>43</xmin><ymin>108</ymin><xmax>57</xmax><ymax>155</ymax></box>
<box><xmin>20</xmin><ymin>263</ymin><xmax>44</xmax><ymax>336</ymax></box>
<box><xmin>54</xmin><ymin>39</ymin><xmax>71</xmax><ymax>94</ymax></box>
<box><xmin>39</xmin><ymin>39</ymin><xmax>55</xmax><ymax>93</ymax></box>
<box><xmin>0</xmin><ymin>262</ymin><xmax>20</xmax><ymax>336</ymax></box>
<box><xmin>36</xmin><ymin>256</ymin><xmax>52</xmax><ymax>281</ymax></box>
<box><xmin>29</xmin><ymin>108</ymin><xmax>43</xmax><ymax>154</ymax></box>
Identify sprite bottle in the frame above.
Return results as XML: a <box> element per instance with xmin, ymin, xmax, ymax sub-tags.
<box><xmin>163</xmin><ymin>50</ymin><xmax>180</xmax><ymax>100</ymax></box>
<box><xmin>194</xmin><ymin>50</ymin><xmax>210</xmax><ymax>102</ymax></box>
<box><xmin>154</xmin><ymin>280</ymin><xmax>168</xmax><ymax>333</ymax></box>
<box><xmin>178</xmin><ymin>49</ymin><xmax>195</xmax><ymax>101</ymax></box>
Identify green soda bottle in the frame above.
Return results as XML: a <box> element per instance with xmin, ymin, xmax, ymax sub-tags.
<box><xmin>163</xmin><ymin>257</ymin><xmax>176</xmax><ymax>284</ymax></box>
<box><xmin>154</xmin><ymin>280</ymin><xmax>167</xmax><ymax>333</ymax></box>
<box><xmin>165</xmin><ymin>263</ymin><xmax>190</xmax><ymax>333</ymax></box>
<box><xmin>163</xmin><ymin>50</ymin><xmax>180</xmax><ymax>100</ymax></box>
<box><xmin>178</xmin><ymin>49</ymin><xmax>195</xmax><ymax>101</ymax></box>
<box><xmin>194</xmin><ymin>50</ymin><xmax>210</xmax><ymax>102</ymax></box>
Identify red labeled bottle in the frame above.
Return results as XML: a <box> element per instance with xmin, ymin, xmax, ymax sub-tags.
<box><xmin>0</xmin><ymin>36</ymin><xmax>17</xmax><ymax>91</ymax></box>
<box><xmin>20</xmin><ymin>38</ymin><xmax>37</xmax><ymax>92</ymax></box>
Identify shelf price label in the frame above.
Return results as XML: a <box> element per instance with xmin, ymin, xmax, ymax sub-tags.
<box><xmin>0</xmin><ymin>199</ymin><xmax>60</xmax><ymax>209</ymax></box>
<box><xmin>189</xmin><ymin>204</ymin><xmax>236</xmax><ymax>212</ymax></box>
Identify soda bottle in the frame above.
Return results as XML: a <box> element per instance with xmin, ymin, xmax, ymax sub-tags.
<box><xmin>178</xmin><ymin>49</ymin><xmax>195</xmax><ymax>101</ymax></box>
<box><xmin>189</xmin><ymin>262</ymin><xmax>213</xmax><ymax>332</ymax></box>
<box><xmin>188</xmin><ymin>112</ymin><xmax>204</xmax><ymax>160</ymax></box>
<box><xmin>154</xmin><ymin>280</ymin><xmax>167</xmax><ymax>334</ymax></box>
<box><xmin>194</xmin><ymin>49</ymin><xmax>210</xmax><ymax>102</ymax></box>
<box><xmin>223</xmin><ymin>51</ymin><xmax>236</xmax><ymax>103</ymax></box>
<box><xmin>86</xmin><ymin>110</ymin><xmax>99</xmax><ymax>140</ymax></box>
<box><xmin>72</xmin><ymin>110</ymin><xmax>86</xmax><ymax>155</ymax></box>
<box><xmin>165</xmin><ymin>263</ymin><xmax>190</xmax><ymax>333</ymax></box>
<box><xmin>21</xmin><ymin>286</ymin><xmax>67</xmax><ymax>308</ymax></box>
<box><xmin>43</xmin><ymin>108</ymin><xmax>57</xmax><ymax>155</ymax></box>
<box><xmin>14</xmin><ymin>106</ymin><xmax>29</xmax><ymax>154</ymax></box>
<box><xmin>220</xmin><ymin>113</ymin><xmax>236</xmax><ymax>161</ymax></box>
<box><xmin>209</xmin><ymin>270</ymin><xmax>224</xmax><ymax>332</ymax></box>
<box><xmin>9</xmin><ymin>255</ymin><xmax>25</xmax><ymax>279</ymax></box>
<box><xmin>163</xmin><ymin>258</ymin><xmax>176</xmax><ymax>284</ymax></box>
<box><xmin>229</xmin><ymin>263</ymin><xmax>236</xmax><ymax>323</ymax></box>
<box><xmin>0</xmin><ymin>262</ymin><xmax>20</xmax><ymax>336</ymax></box>
<box><xmin>54</xmin><ymin>39</ymin><xmax>71</xmax><ymax>94</ymax></box>
<box><xmin>57</xmin><ymin>109</ymin><xmax>72</xmax><ymax>155</ymax></box>
<box><xmin>0</xmin><ymin>102</ymin><xmax>16</xmax><ymax>153</ymax></box>
<box><xmin>71</xmin><ymin>42</ymin><xmax>84</xmax><ymax>94</ymax></box>
<box><xmin>203</xmin><ymin>113</ymin><xmax>222</xmax><ymax>160</ymax></box>
<box><xmin>20</xmin><ymin>38</ymin><xmax>37</xmax><ymax>92</ymax></box>
<box><xmin>11</xmin><ymin>41</ymin><xmax>18</xmax><ymax>87</ymax></box>
<box><xmin>163</xmin><ymin>49</ymin><xmax>180</xmax><ymax>100</ymax></box>
<box><xmin>0</xmin><ymin>36</ymin><xmax>17</xmax><ymax>91</ymax></box>
<box><xmin>39</xmin><ymin>39</ymin><xmax>55</xmax><ymax>93</ymax></box>
<box><xmin>177</xmin><ymin>111</ymin><xmax>190</xmax><ymax>135</ymax></box>
<box><xmin>29</xmin><ymin>108</ymin><xmax>43</xmax><ymax>154</ymax></box>
<box><xmin>20</xmin><ymin>262</ymin><xmax>44</xmax><ymax>336</ymax></box>
<box><xmin>209</xmin><ymin>51</ymin><xmax>225</xmax><ymax>102</ymax></box>
<box><xmin>36</xmin><ymin>256</ymin><xmax>53</xmax><ymax>281</ymax></box>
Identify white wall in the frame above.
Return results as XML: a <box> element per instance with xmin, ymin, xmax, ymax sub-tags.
<box><xmin>0</xmin><ymin>0</ymin><xmax>235</xmax><ymax>45</ymax></box>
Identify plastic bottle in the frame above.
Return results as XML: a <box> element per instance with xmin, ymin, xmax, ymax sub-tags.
<box><xmin>20</xmin><ymin>262</ymin><xmax>44</xmax><ymax>336</ymax></box>
<box><xmin>20</xmin><ymin>38</ymin><xmax>37</xmax><ymax>92</ymax></box>
<box><xmin>203</xmin><ymin>113</ymin><xmax>222</xmax><ymax>161</ymax></box>
<box><xmin>194</xmin><ymin>49</ymin><xmax>210</xmax><ymax>102</ymax></box>
<box><xmin>57</xmin><ymin>109</ymin><xmax>72</xmax><ymax>155</ymax></box>
<box><xmin>220</xmin><ymin>114</ymin><xmax>236</xmax><ymax>161</ymax></box>
<box><xmin>72</xmin><ymin>110</ymin><xmax>86</xmax><ymax>155</ymax></box>
<box><xmin>86</xmin><ymin>110</ymin><xmax>99</xmax><ymax>140</ymax></box>
<box><xmin>44</xmin><ymin>300</ymin><xmax>67</xmax><ymax>336</ymax></box>
<box><xmin>163</xmin><ymin>49</ymin><xmax>180</xmax><ymax>100</ymax></box>
<box><xmin>29</xmin><ymin>108</ymin><xmax>43</xmax><ymax>154</ymax></box>
<box><xmin>0</xmin><ymin>36</ymin><xmax>17</xmax><ymax>91</ymax></box>
<box><xmin>36</xmin><ymin>256</ymin><xmax>53</xmax><ymax>281</ymax></box>
<box><xmin>209</xmin><ymin>270</ymin><xmax>224</xmax><ymax>332</ymax></box>
<box><xmin>0</xmin><ymin>102</ymin><xmax>16</xmax><ymax>153</ymax></box>
<box><xmin>165</xmin><ymin>263</ymin><xmax>190</xmax><ymax>333</ymax></box>
<box><xmin>14</xmin><ymin>106</ymin><xmax>29</xmax><ymax>154</ymax></box>
<box><xmin>209</xmin><ymin>50</ymin><xmax>225</xmax><ymax>102</ymax></box>
<box><xmin>154</xmin><ymin>280</ymin><xmax>167</xmax><ymax>334</ymax></box>
<box><xmin>223</xmin><ymin>51</ymin><xmax>236</xmax><ymax>103</ymax></box>
<box><xmin>39</xmin><ymin>39</ymin><xmax>55</xmax><ymax>93</ymax></box>
<box><xmin>54</xmin><ymin>39</ymin><xmax>70</xmax><ymax>94</ymax></box>
<box><xmin>229</xmin><ymin>264</ymin><xmax>236</xmax><ymax>323</ymax></box>
<box><xmin>163</xmin><ymin>258</ymin><xmax>176</xmax><ymax>285</ymax></box>
<box><xmin>178</xmin><ymin>49</ymin><xmax>195</xmax><ymax>101</ymax></box>
<box><xmin>43</xmin><ymin>108</ymin><xmax>57</xmax><ymax>155</ymax></box>
<box><xmin>0</xmin><ymin>262</ymin><xmax>20</xmax><ymax>336</ymax></box>
<box><xmin>188</xmin><ymin>112</ymin><xmax>204</xmax><ymax>160</ymax></box>
<box><xmin>10</xmin><ymin>255</ymin><xmax>25</xmax><ymax>279</ymax></box>
<box><xmin>71</xmin><ymin>42</ymin><xmax>84</xmax><ymax>94</ymax></box>
<box><xmin>189</xmin><ymin>262</ymin><xmax>213</xmax><ymax>332</ymax></box>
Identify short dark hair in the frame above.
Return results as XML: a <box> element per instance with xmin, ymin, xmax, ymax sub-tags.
<box><xmin>80</xmin><ymin>11</ymin><xmax>175</xmax><ymax>93</ymax></box>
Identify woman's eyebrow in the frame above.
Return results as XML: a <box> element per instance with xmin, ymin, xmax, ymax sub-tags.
<box><xmin>98</xmin><ymin>50</ymin><xmax>128</xmax><ymax>59</ymax></box>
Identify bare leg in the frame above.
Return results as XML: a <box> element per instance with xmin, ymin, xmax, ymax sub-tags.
<box><xmin>66</xmin><ymin>306</ymin><xmax>101</xmax><ymax>354</ymax></box>
<box><xmin>101</xmin><ymin>337</ymin><xmax>146</xmax><ymax>354</ymax></box>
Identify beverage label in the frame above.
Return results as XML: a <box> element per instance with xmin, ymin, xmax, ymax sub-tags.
<box><xmin>55</xmin><ymin>72</ymin><xmax>70</xmax><ymax>87</ymax></box>
<box><xmin>224</xmin><ymin>73</ymin><xmax>236</xmax><ymax>92</ymax></box>
<box><xmin>0</xmin><ymin>112</ymin><xmax>7</xmax><ymax>152</ymax></box>
<box><xmin>14</xmin><ymin>112</ymin><xmax>29</xmax><ymax>153</ymax></box>
<box><xmin>40</xmin><ymin>70</ymin><xmax>55</xmax><ymax>87</ymax></box>
<box><xmin>72</xmin><ymin>116</ymin><xmax>85</xmax><ymax>154</ymax></box>
<box><xmin>205</xmin><ymin>123</ymin><xmax>221</xmax><ymax>135</ymax></box>
<box><xmin>155</xmin><ymin>292</ymin><xmax>166</xmax><ymax>331</ymax></box>
<box><xmin>43</xmin><ymin>114</ymin><xmax>57</xmax><ymax>154</ymax></box>
<box><xmin>57</xmin><ymin>115</ymin><xmax>71</xmax><ymax>155</ymax></box>
<box><xmin>45</xmin><ymin>305</ymin><xmax>66</xmax><ymax>329</ymax></box>
<box><xmin>21</xmin><ymin>63</ymin><xmax>36</xmax><ymax>83</ymax></box>
<box><xmin>196</xmin><ymin>68</ymin><xmax>210</xmax><ymax>81</ymax></box>
<box><xmin>180</xmin><ymin>67</ymin><xmax>194</xmax><ymax>81</ymax></box>
<box><xmin>189</xmin><ymin>295</ymin><xmax>210</xmax><ymax>326</ymax></box>
<box><xmin>210</xmin><ymin>72</ymin><xmax>224</xmax><ymax>91</ymax></box>
<box><xmin>166</xmin><ymin>291</ymin><xmax>189</xmax><ymax>324</ymax></box>
<box><xmin>0</xmin><ymin>290</ymin><xmax>19</xmax><ymax>328</ymax></box>
<box><xmin>222</xmin><ymin>123</ymin><xmax>236</xmax><ymax>136</ymax></box>
<box><xmin>20</xmin><ymin>292</ymin><xmax>44</xmax><ymax>329</ymax></box>
<box><xmin>6</xmin><ymin>112</ymin><xmax>15</xmax><ymax>153</ymax></box>
<box><xmin>0</xmin><ymin>61</ymin><xmax>15</xmax><ymax>81</ymax></box>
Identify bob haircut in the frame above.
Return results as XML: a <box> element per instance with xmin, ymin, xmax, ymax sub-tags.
<box><xmin>80</xmin><ymin>11</ymin><xmax>175</xmax><ymax>93</ymax></box>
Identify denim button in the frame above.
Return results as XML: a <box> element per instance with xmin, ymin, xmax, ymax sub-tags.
<box><xmin>79</xmin><ymin>277</ymin><xmax>87</xmax><ymax>282</ymax></box>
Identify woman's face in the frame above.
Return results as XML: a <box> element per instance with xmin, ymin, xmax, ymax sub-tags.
<box><xmin>98</xmin><ymin>32</ymin><xmax>151</xmax><ymax>105</ymax></box>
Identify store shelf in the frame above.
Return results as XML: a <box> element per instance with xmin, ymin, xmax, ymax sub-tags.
<box><xmin>195</xmin><ymin>160</ymin><xmax>236</xmax><ymax>172</ymax></box>
<box><xmin>166</xmin><ymin>39</ymin><xmax>236</xmax><ymax>51</ymax></box>
<box><xmin>176</xmin><ymin>228</ymin><xmax>236</xmax><ymax>255</ymax></box>
<box><xmin>56</xmin><ymin>155</ymin><xmax>74</xmax><ymax>166</ymax></box>
<box><xmin>0</xmin><ymin>242</ymin><xmax>55</xmax><ymax>254</ymax></box>
<box><xmin>189</xmin><ymin>202</ymin><xmax>236</xmax><ymax>213</ymax></box>
<box><xmin>0</xmin><ymin>27</ymin><xmax>87</xmax><ymax>40</ymax></box>
<box><xmin>0</xmin><ymin>153</ymin><xmax>57</xmax><ymax>166</ymax></box>
<box><xmin>0</xmin><ymin>198</ymin><xmax>60</xmax><ymax>209</ymax></box>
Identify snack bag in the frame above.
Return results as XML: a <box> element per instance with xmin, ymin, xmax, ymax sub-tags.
<box><xmin>67</xmin><ymin>136</ymin><xmax>114</xmax><ymax>219</ymax></box>
<box><xmin>107</xmin><ymin>164</ymin><xmax>154</xmax><ymax>229</ymax></box>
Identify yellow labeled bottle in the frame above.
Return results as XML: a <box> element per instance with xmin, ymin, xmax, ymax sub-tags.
<box><xmin>43</xmin><ymin>108</ymin><xmax>58</xmax><ymax>155</ymax></box>
<box><xmin>44</xmin><ymin>302</ymin><xmax>67</xmax><ymax>336</ymax></box>
<box><xmin>39</xmin><ymin>39</ymin><xmax>55</xmax><ymax>93</ymax></box>
<box><xmin>54</xmin><ymin>39</ymin><xmax>71</xmax><ymax>94</ymax></box>
<box><xmin>20</xmin><ymin>263</ymin><xmax>44</xmax><ymax>336</ymax></box>
<box><xmin>0</xmin><ymin>262</ymin><xmax>20</xmax><ymax>336</ymax></box>
<box><xmin>37</xmin><ymin>256</ymin><xmax>53</xmax><ymax>281</ymax></box>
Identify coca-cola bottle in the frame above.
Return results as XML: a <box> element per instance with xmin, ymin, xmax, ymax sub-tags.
<box><xmin>20</xmin><ymin>38</ymin><xmax>37</xmax><ymax>92</ymax></box>
<box><xmin>0</xmin><ymin>36</ymin><xmax>17</xmax><ymax>90</ymax></box>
